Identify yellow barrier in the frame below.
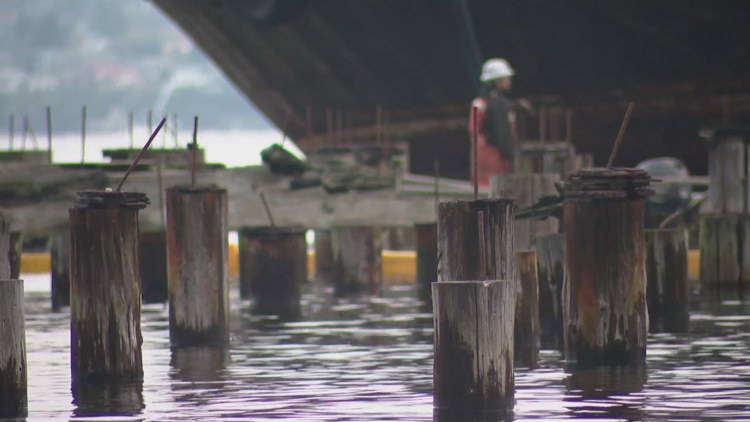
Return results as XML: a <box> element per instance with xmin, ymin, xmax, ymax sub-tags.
<box><xmin>21</xmin><ymin>248</ymin><xmax>704</xmax><ymax>282</ymax></box>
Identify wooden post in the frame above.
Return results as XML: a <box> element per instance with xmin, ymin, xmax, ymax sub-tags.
<box><xmin>330</xmin><ymin>225</ymin><xmax>382</xmax><ymax>295</ymax></box>
<box><xmin>645</xmin><ymin>229</ymin><xmax>689</xmax><ymax>333</ymax></box>
<box><xmin>437</xmin><ymin>199</ymin><xmax>515</xmax><ymax>282</ymax></box>
<box><xmin>563</xmin><ymin>168</ymin><xmax>651</xmax><ymax>365</ymax></box>
<box><xmin>432</xmin><ymin>280</ymin><xmax>515</xmax><ymax>416</ymax></box>
<box><xmin>166</xmin><ymin>186</ymin><xmax>229</xmax><ymax>347</ymax></box>
<box><xmin>9</xmin><ymin>231</ymin><xmax>22</xmax><ymax>279</ymax></box>
<box><xmin>139</xmin><ymin>231</ymin><xmax>168</xmax><ymax>304</ymax></box>
<box><xmin>515</xmin><ymin>250</ymin><xmax>540</xmax><ymax>365</ymax></box>
<box><xmin>51</xmin><ymin>231</ymin><xmax>71</xmax><ymax>310</ymax></box>
<box><xmin>314</xmin><ymin>229</ymin><xmax>334</xmax><ymax>280</ymax></box>
<box><xmin>69</xmin><ymin>191</ymin><xmax>147</xmax><ymax>384</ymax></box>
<box><xmin>0</xmin><ymin>279</ymin><xmax>27</xmax><ymax>419</ymax></box>
<box><xmin>699</xmin><ymin>213</ymin><xmax>750</xmax><ymax>291</ymax></box>
<box><xmin>0</xmin><ymin>214</ymin><xmax>9</xmax><ymax>278</ymax></box>
<box><xmin>238</xmin><ymin>226</ymin><xmax>307</xmax><ymax>319</ymax></box>
<box><xmin>535</xmin><ymin>232</ymin><xmax>565</xmax><ymax>349</ymax></box>
<box><xmin>490</xmin><ymin>174</ymin><xmax>559</xmax><ymax>251</ymax></box>
<box><xmin>705</xmin><ymin>132</ymin><xmax>747</xmax><ymax>213</ymax></box>
<box><xmin>415</xmin><ymin>222</ymin><xmax>437</xmax><ymax>299</ymax></box>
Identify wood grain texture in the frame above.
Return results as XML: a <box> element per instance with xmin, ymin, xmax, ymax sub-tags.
<box><xmin>0</xmin><ymin>279</ymin><xmax>27</xmax><ymax>419</ymax></box>
<box><xmin>515</xmin><ymin>251</ymin><xmax>540</xmax><ymax>365</ymax></box>
<box><xmin>50</xmin><ymin>231</ymin><xmax>71</xmax><ymax>310</ymax></box>
<box><xmin>535</xmin><ymin>233</ymin><xmax>565</xmax><ymax>349</ymax></box>
<box><xmin>645</xmin><ymin>229</ymin><xmax>689</xmax><ymax>333</ymax></box>
<box><xmin>330</xmin><ymin>225</ymin><xmax>382</xmax><ymax>295</ymax></box>
<box><xmin>415</xmin><ymin>223</ymin><xmax>437</xmax><ymax>299</ymax></box>
<box><xmin>699</xmin><ymin>213</ymin><xmax>750</xmax><ymax>288</ymax></box>
<box><xmin>0</xmin><ymin>214</ymin><xmax>9</xmax><ymax>279</ymax></box>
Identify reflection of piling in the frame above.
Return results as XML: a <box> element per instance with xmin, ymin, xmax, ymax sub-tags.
<box><xmin>166</xmin><ymin>186</ymin><xmax>229</xmax><ymax>347</ymax></box>
<box><xmin>69</xmin><ymin>191</ymin><xmax>147</xmax><ymax>384</ymax></box>
<box><xmin>563</xmin><ymin>168</ymin><xmax>650</xmax><ymax>365</ymax></box>
<box><xmin>139</xmin><ymin>231</ymin><xmax>168</xmax><ymax>303</ymax></box>
<box><xmin>515</xmin><ymin>250</ymin><xmax>540</xmax><ymax>365</ymax></box>
<box><xmin>51</xmin><ymin>231</ymin><xmax>71</xmax><ymax>310</ymax></box>
<box><xmin>313</xmin><ymin>229</ymin><xmax>334</xmax><ymax>280</ymax></box>
<box><xmin>415</xmin><ymin>223</ymin><xmax>437</xmax><ymax>298</ymax></box>
<box><xmin>432</xmin><ymin>280</ymin><xmax>515</xmax><ymax>416</ymax></box>
<box><xmin>330</xmin><ymin>225</ymin><xmax>382</xmax><ymax>295</ymax></box>
<box><xmin>238</xmin><ymin>226</ymin><xmax>307</xmax><ymax>318</ymax></box>
<box><xmin>0</xmin><ymin>279</ymin><xmax>27</xmax><ymax>419</ymax></box>
<box><xmin>9</xmin><ymin>231</ymin><xmax>21</xmax><ymax>279</ymax></box>
<box><xmin>646</xmin><ymin>229</ymin><xmax>689</xmax><ymax>332</ymax></box>
<box><xmin>535</xmin><ymin>232</ymin><xmax>565</xmax><ymax>348</ymax></box>
<box><xmin>72</xmin><ymin>380</ymin><xmax>143</xmax><ymax>418</ymax></box>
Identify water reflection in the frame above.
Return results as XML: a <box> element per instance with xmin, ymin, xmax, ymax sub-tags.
<box><xmin>565</xmin><ymin>364</ymin><xmax>647</xmax><ymax>420</ymax></box>
<box><xmin>72</xmin><ymin>379</ymin><xmax>144</xmax><ymax>418</ymax></box>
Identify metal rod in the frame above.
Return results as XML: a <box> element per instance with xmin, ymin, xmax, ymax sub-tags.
<box><xmin>116</xmin><ymin>117</ymin><xmax>166</xmax><ymax>192</ymax></box>
<box><xmin>172</xmin><ymin>113</ymin><xmax>179</xmax><ymax>147</ymax></box>
<box><xmin>259</xmin><ymin>192</ymin><xmax>276</xmax><ymax>227</ymax></box>
<box><xmin>46</xmin><ymin>106</ymin><xmax>52</xmax><ymax>163</ymax></box>
<box><xmin>81</xmin><ymin>106</ymin><xmax>86</xmax><ymax>166</ymax></box>
<box><xmin>472</xmin><ymin>105</ymin><xmax>479</xmax><ymax>200</ymax></box>
<box><xmin>191</xmin><ymin>116</ymin><xmax>198</xmax><ymax>188</ymax></box>
<box><xmin>606</xmin><ymin>102</ymin><xmax>635</xmax><ymax>168</ymax></box>
<box><xmin>477</xmin><ymin>210</ymin><xmax>486</xmax><ymax>281</ymax></box>
<box><xmin>128</xmin><ymin>111</ymin><xmax>134</xmax><ymax>149</ymax></box>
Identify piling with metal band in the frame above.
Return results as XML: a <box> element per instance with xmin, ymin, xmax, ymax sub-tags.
<box><xmin>415</xmin><ymin>222</ymin><xmax>437</xmax><ymax>298</ymax></box>
<box><xmin>313</xmin><ymin>229</ymin><xmax>333</xmax><ymax>280</ymax></box>
<box><xmin>0</xmin><ymin>213</ymin><xmax>9</xmax><ymax>278</ymax></box>
<box><xmin>699</xmin><ymin>213</ymin><xmax>750</xmax><ymax>290</ymax></box>
<box><xmin>69</xmin><ymin>190</ymin><xmax>148</xmax><ymax>384</ymax></box>
<box><xmin>563</xmin><ymin>168</ymin><xmax>652</xmax><ymax>365</ymax></box>
<box><xmin>139</xmin><ymin>230</ymin><xmax>168</xmax><ymax>303</ymax></box>
<box><xmin>51</xmin><ymin>231</ymin><xmax>71</xmax><ymax>310</ymax></box>
<box><xmin>238</xmin><ymin>225</ymin><xmax>307</xmax><ymax>318</ymax></box>
<box><xmin>166</xmin><ymin>186</ymin><xmax>229</xmax><ymax>347</ymax></box>
<box><xmin>0</xmin><ymin>279</ymin><xmax>27</xmax><ymax>419</ymax></box>
<box><xmin>9</xmin><ymin>231</ymin><xmax>21</xmax><ymax>279</ymax></box>
<box><xmin>432</xmin><ymin>280</ymin><xmax>515</xmax><ymax>416</ymax></box>
<box><xmin>330</xmin><ymin>225</ymin><xmax>382</xmax><ymax>295</ymax></box>
<box><xmin>437</xmin><ymin>199</ymin><xmax>515</xmax><ymax>282</ymax></box>
<box><xmin>535</xmin><ymin>232</ymin><xmax>565</xmax><ymax>349</ymax></box>
<box><xmin>490</xmin><ymin>174</ymin><xmax>560</xmax><ymax>251</ymax></box>
<box><xmin>515</xmin><ymin>250</ymin><xmax>540</xmax><ymax>364</ymax></box>
<box><xmin>645</xmin><ymin>229</ymin><xmax>689</xmax><ymax>333</ymax></box>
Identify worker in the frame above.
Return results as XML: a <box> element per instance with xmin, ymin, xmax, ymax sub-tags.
<box><xmin>469</xmin><ymin>58</ymin><xmax>531</xmax><ymax>187</ymax></box>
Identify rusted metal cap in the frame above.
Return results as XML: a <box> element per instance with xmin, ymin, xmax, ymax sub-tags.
<box><xmin>563</xmin><ymin>167</ymin><xmax>656</xmax><ymax>200</ymax></box>
<box><xmin>239</xmin><ymin>225</ymin><xmax>307</xmax><ymax>238</ymax></box>
<box><xmin>74</xmin><ymin>190</ymin><xmax>150</xmax><ymax>209</ymax></box>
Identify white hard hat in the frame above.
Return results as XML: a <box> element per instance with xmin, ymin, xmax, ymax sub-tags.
<box><xmin>480</xmin><ymin>58</ymin><xmax>514</xmax><ymax>81</ymax></box>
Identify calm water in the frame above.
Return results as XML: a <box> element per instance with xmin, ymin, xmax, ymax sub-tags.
<box><xmin>18</xmin><ymin>274</ymin><xmax>750</xmax><ymax>421</ymax></box>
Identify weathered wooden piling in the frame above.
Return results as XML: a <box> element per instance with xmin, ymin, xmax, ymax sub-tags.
<box><xmin>535</xmin><ymin>232</ymin><xmax>565</xmax><ymax>348</ymax></box>
<box><xmin>313</xmin><ymin>229</ymin><xmax>334</xmax><ymax>280</ymax></box>
<box><xmin>50</xmin><ymin>231</ymin><xmax>71</xmax><ymax>310</ymax></box>
<box><xmin>0</xmin><ymin>279</ymin><xmax>27</xmax><ymax>419</ymax></box>
<box><xmin>0</xmin><ymin>213</ymin><xmax>9</xmax><ymax>278</ymax></box>
<box><xmin>432</xmin><ymin>280</ymin><xmax>515</xmax><ymax>416</ymax></box>
<box><xmin>9</xmin><ymin>231</ymin><xmax>21</xmax><ymax>279</ymax></box>
<box><xmin>139</xmin><ymin>230</ymin><xmax>168</xmax><ymax>303</ymax></box>
<box><xmin>330</xmin><ymin>225</ymin><xmax>382</xmax><ymax>295</ymax></box>
<box><xmin>166</xmin><ymin>186</ymin><xmax>229</xmax><ymax>347</ymax></box>
<box><xmin>645</xmin><ymin>229</ymin><xmax>689</xmax><ymax>332</ymax></box>
<box><xmin>704</xmin><ymin>128</ymin><xmax>749</xmax><ymax>213</ymax></box>
<box><xmin>699</xmin><ymin>213</ymin><xmax>750</xmax><ymax>290</ymax></box>
<box><xmin>437</xmin><ymin>199</ymin><xmax>515</xmax><ymax>282</ymax></box>
<box><xmin>515</xmin><ymin>250</ymin><xmax>540</xmax><ymax>364</ymax></box>
<box><xmin>69</xmin><ymin>190</ymin><xmax>147</xmax><ymax>384</ymax></box>
<box><xmin>238</xmin><ymin>226</ymin><xmax>307</xmax><ymax>318</ymax></box>
<box><xmin>415</xmin><ymin>222</ymin><xmax>437</xmax><ymax>298</ymax></box>
<box><xmin>563</xmin><ymin>168</ymin><xmax>651</xmax><ymax>365</ymax></box>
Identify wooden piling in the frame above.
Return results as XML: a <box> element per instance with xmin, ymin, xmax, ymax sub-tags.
<box><xmin>0</xmin><ymin>214</ymin><xmax>9</xmax><ymax>278</ymax></box>
<box><xmin>330</xmin><ymin>225</ymin><xmax>382</xmax><ymax>295</ymax></box>
<box><xmin>535</xmin><ymin>232</ymin><xmax>565</xmax><ymax>348</ymax></box>
<box><xmin>415</xmin><ymin>222</ymin><xmax>437</xmax><ymax>298</ymax></box>
<box><xmin>437</xmin><ymin>199</ymin><xmax>515</xmax><ymax>282</ymax></box>
<box><xmin>432</xmin><ymin>280</ymin><xmax>515</xmax><ymax>416</ymax></box>
<box><xmin>0</xmin><ymin>279</ymin><xmax>27</xmax><ymax>419</ymax></box>
<box><xmin>69</xmin><ymin>190</ymin><xmax>147</xmax><ymax>384</ymax></box>
<box><xmin>645</xmin><ymin>229</ymin><xmax>689</xmax><ymax>333</ymax></box>
<box><xmin>139</xmin><ymin>231</ymin><xmax>168</xmax><ymax>303</ymax></box>
<box><xmin>314</xmin><ymin>229</ymin><xmax>334</xmax><ymax>280</ymax></box>
<box><xmin>51</xmin><ymin>231</ymin><xmax>71</xmax><ymax>310</ymax></box>
<box><xmin>9</xmin><ymin>231</ymin><xmax>21</xmax><ymax>279</ymax></box>
<box><xmin>563</xmin><ymin>168</ymin><xmax>651</xmax><ymax>365</ymax></box>
<box><xmin>490</xmin><ymin>174</ymin><xmax>559</xmax><ymax>251</ymax></box>
<box><xmin>704</xmin><ymin>131</ymin><xmax>748</xmax><ymax>213</ymax></box>
<box><xmin>166</xmin><ymin>186</ymin><xmax>229</xmax><ymax>347</ymax></box>
<box><xmin>238</xmin><ymin>226</ymin><xmax>307</xmax><ymax>319</ymax></box>
<box><xmin>699</xmin><ymin>213</ymin><xmax>750</xmax><ymax>290</ymax></box>
<box><xmin>515</xmin><ymin>250</ymin><xmax>540</xmax><ymax>364</ymax></box>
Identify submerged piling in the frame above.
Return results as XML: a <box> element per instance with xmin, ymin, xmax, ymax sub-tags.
<box><xmin>330</xmin><ymin>225</ymin><xmax>382</xmax><ymax>295</ymax></box>
<box><xmin>0</xmin><ymin>279</ymin><xmax>27</xmax><ymax>419</ymax></box>
<box><xmin>238</xmin><ymin>226</ymin><xmax>307</xmax><ymax>318</ymax></box>
<box><xmin>51</xmin><ymin>231</ymin><xmax>71</xmax><ymax>310</ymax></box>
<box><xmin>563</xmin><ymin>168</ymin><xmax>651</xmax><ymax>365</ymax></box>
<box><xmin>166</xmin><ymin>186</ymin><xmax>229</xmax><ymax>347</ymax></box>
<box><xmin>139</xmin><ymin>231</ymin><xmax>168</xmax><ymax>303</ymax></box>
<box><xmin>69</xmin><ymin>190</ymin><xmax>147</xmax><ymax>384</ymax></box>
<box><xmin>646</xmin><ymin>229</ymin><xmax>689</xmax><ymax>332</ymax></box>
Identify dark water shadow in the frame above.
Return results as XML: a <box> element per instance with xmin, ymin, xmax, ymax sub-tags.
<box><xmin>564</xmin><ymin>363</ymin><xmax>647</xmax><ymax>420</ymax></box>
<box><xmin>170</xmin><ymin>346</ymin><xmax>230</xmax><ymax>383</ymax></box>
<box><xmin>71</xmin><ymin>379</ymin><xmax>144</xmax><ymax>418</ymax></box>
<box><xmin>433</xmin><ymin>407</ymin><xmax>513</xmax><ymax>422</ymax></box>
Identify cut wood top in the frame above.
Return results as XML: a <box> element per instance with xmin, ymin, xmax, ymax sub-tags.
<box><xmin>564</xmin><ymin>167</ymin><xmax>656</xmax><ymax>200</ymax></box>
